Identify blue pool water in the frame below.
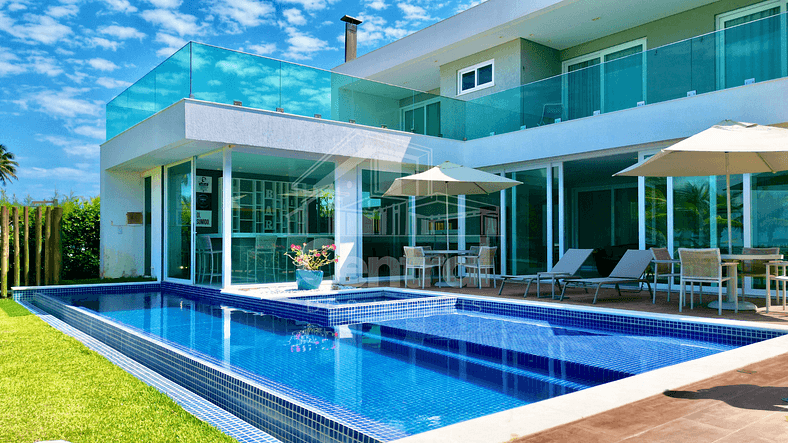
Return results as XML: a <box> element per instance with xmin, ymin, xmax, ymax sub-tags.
<box><xmin>55</xmin><ymin>290</ymin><xmax>739</xmax><ymax>438</ymax></box>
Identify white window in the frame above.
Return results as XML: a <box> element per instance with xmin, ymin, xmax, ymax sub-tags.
<box><xmin>457</xmin><ymin>59</ymin><xmax>494</xmax><ymax>95</ymax></box>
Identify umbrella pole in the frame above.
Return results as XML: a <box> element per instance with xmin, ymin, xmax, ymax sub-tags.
<box><xmin>445</xmin><ymin>192</ymin><xmax>450</xmax><ymax>250</ymax></box>
<box><xmin>726</xmin><ymin>155</ymin><xmax>733</xmax><ymax>254</ymax></box>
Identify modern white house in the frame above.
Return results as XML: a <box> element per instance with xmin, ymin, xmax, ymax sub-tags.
<box><xmin>100</xmin><ymin>0</ymin><xmax>788</xmax><ymax>293</ymax></box>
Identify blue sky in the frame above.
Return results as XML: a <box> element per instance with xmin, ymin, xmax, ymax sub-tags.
<box><xmin>0</xmin><ymin>0</ymin><xmax>480</xmax><ymax>201</ymax></box>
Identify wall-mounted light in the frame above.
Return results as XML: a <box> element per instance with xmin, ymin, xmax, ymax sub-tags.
<box><xmin>276</xmin><ymin>107</ymin><xmax>284</xmax><ymax>113</ymax></box>
<box><xmin>233</xmin><ymin>100</ymin><xmax>242</xmax><ymax>106</ymax></box>
<box><xmin>314</xmin><ymin>114</ymin><xmax>322</xmax><ymax>119</ymax></box>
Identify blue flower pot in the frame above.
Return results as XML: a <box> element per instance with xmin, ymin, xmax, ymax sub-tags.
<box><xmin>296</xmin><ymin>269</ymin><xmax>323</xmax><ymax>290</ymax></box>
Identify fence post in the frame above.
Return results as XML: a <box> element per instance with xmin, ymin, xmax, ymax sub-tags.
<box><xmin>35</xmin><ymin>207</ymin><xmax>42</xmax><ymax>286</ymax></box>
<box><xmin>1</xmin><ymin>207</ymin><xmax>7</xmax><ymax>297</ymax></box>
<box><xmin>23</xmin><ymin>207</ymin><xmax>29</xmax><ymax>286</ymax></box>
<box><xmin>13</xmin><ymin>206</ymin><xmax>19</xmax><ymax>287</ymax></box>
<box><xmin>52</xmin><ymin>207</ymin><xmax>62</xmax><ymax>285</ymax></box>
<box><xmin>44</xmin><ymin>208</ymin><xmax>52</xmax><ymax>286</ymax></box>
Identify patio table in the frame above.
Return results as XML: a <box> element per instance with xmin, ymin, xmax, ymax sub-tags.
<box><xmin>711</xmin><ymin>253</ymin><xmax>784</xmax><ymax>311</ymax></box>
<box><xmin>424</xmin><ymin>249</ymin><xmax>473</xmax><ymax>288</ymax></box>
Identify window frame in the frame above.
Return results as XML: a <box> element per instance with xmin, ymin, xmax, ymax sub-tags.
<box><xmin>457</xmin><ymin>59</ymin><xmax>495</xmax><ymax>96</ymax></box>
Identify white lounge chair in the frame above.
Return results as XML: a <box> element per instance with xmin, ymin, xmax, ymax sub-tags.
<box><xmin>498</xmin><ymin>248</ymin><xmax>593</xmax><ymax>299</ymax></box>
<box><xmin>559</xmin><ymin>249</ymin><xmax>654</xmax><ymax>303</ymax></box>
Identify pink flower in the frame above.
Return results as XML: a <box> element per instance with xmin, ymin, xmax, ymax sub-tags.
<box><xmin>334</xmin><ymin>258</ymin><xmax>339</xmax><ymax>262</ymax></box>
<box><xmin>330</xmin><ymin>244</ymin><xmax>336</xmax><ymax>250</ymax></box>
<box><xmin>294</xmin><ymin>245</ymin><xmax>301</xmax><ymax>250</ymax></box>
<box><xmin>315</xmin><ymin>252</ymin><xmax>321</xmax><ymax>257</ymax></box>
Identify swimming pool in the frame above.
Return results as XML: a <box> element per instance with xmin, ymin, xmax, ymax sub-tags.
<box><xmin>20</xmin><ymin>282</ymin><xmax>786</xmax><ymax>443</ymax></box>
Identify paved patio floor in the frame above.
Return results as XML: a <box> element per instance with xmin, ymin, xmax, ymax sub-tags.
<box><xmin>356</xmin><ymin>278</ymin><xmax>788</xmax><ymax>442</ymax></box>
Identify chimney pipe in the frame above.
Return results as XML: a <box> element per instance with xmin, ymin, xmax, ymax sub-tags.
<box><xmin>341</xmin><ymin>15</ymin><xmax>362</xmax><ymax>63</ymax></box>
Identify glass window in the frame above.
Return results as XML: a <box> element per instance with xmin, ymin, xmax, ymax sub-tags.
<box><xmin>230</xmin><ymin>151</ymin><xmax>335</xmax><ymax>285</ymax></box>
<box><xmin>506</xmin><ymin>168</ymin><xmax>547</xmax><ymax>275</ymax></box>
<box><xmin>362</xmin><ymin>168</ymin><xmax>413</xmax><ymax>279</ymax></box>
<box><xmin>457</xmin><ymin>59</ymin><xmax>495</xmax><ymax>95</ymax></box>
<box><xmin>166</xmin><ymin>161</ymin><xmax>191</xmax><ymax>280</ymax></box>
<box><xmin>673</xmin><ymin>175</ymin><xmax>742</xmax><ymax>252</ymax></box>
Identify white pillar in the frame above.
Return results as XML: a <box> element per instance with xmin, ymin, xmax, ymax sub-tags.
<box><xmin>335</xmin><ymin>160</ymin><xmax>363</xmax><ymax>283</ymax></box>
<box><xmin>222</xmin><ymin>147</ymin><xmax>233</xmax><ymax>289</ymax></box>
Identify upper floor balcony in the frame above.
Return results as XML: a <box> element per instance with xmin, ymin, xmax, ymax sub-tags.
<box><xmin>106</xmin><ymin>12</ymin><xmax>788</xmax><ymax>143</ymax></box>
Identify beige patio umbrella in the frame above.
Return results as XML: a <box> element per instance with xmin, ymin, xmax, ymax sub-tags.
<box><xmin>384</xmin><ymin>161</ymin><xmax>521</xmax><ymax>249</ymax></box>
<box><xmin>615</xmin><ymin>120</ymin><xmax>788</xmax><ymax>253</ymax></box>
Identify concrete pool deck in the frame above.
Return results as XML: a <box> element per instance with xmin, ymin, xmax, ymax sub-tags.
<box><xmin>359</xmin><ymin>280</ymin><xmax>788</xmax><ymax>443</ymax></box>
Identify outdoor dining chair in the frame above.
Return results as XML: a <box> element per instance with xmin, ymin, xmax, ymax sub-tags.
<box><xmin>739</xmin><ymin>247</ymin><xmax>780</xmax><ymax>301</ymax></box>
<box><xmin>678</xmin><ymin>248</ymin><xmax>738</xmax><ymax>315</ymax></box>
<box><xmin>196</xmin><ymin>235</ymin><xmax>221</xmax><ymax>285</ymax></box>
<box><xmin>404</xmin><ymin>246</ymin><xmax>441</xmax><ymax>289</ymax></box>
<box><xmin>650</xmin><ymin>247</ymin><xmax>680</xmax><ymax>303</ymax></box>
<box><xmin>464</xmin><ymin>246</ymin><xmax>497</xmax><ymax>288</ymax></box>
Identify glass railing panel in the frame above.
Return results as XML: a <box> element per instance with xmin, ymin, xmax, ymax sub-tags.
<box><xmin>105</xmin><ymin>44</ymin><xmax>190</xmax><ymax>139</ymax></box>
<box><xmin>191</xmin><ymin>43</ymin><xmax>283</xmax><ymax>110</ymax></box>
<box><xmin>603</xmin><ymin>49</ymin><xmax>645</xmax><ymax>113</ymax></box>
<box><xmin>465</xmin><ymin>88</ymin><xmax>522</xmax><ymax>139</ymax></box>
<box><xmin>155</xmin><ymin>44</ymin><xmax>191</xmax><ymax>114</ymax></box>
<box><xmin>335</xmin><ymin>75</ymin><xmax>417</xmax><ymax>131</ymax></box>
<box><xmin>721</xmin><ymin>13</ymin><xmax>784</xmax><ymax>88</ymax></box>
<box><xmin>280</xmin><ymin>63</ymin><xmax>332</xmax><ymax>119</ymax></box>
<box><xmin>518</xmin><ymin>74</ymin><xmax>562</xmax><ymax>129</ymax></box>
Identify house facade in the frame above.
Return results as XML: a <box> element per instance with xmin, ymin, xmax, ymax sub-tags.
<box><xmin>101</xmin><ymin>0</ymin><xmax>788</xmax><ymax>292</ymax></box>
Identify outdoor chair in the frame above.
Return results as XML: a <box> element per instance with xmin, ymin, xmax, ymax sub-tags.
<box><xmin>559</xmin><ymin>249</ymin><xmax>653</xmax><ymax>303</ymax></box>
<box><xmin>678</xmin><ymin>248</ymin><xmax>737</xmax><ymax>315</ymax></box>
<box><xmin>404</xmin><ymin>246</ymin><xmax>441</xmax><ymax>289</ymax></box>
<box><xmin>766</xmin><ymin>261</ymin><xmax>788</xmax><ymax>312</ymax></box>
<box><xmin>739</xmin><ymin>247</ymin><xmax>780</xmax><ymax>301</ymax></box>
<box><xmin>498</xmin><ymin>248</ymin><xmax>593</xmax><ymax>299</ymax></box>
<box><xmin>650</xmin><ymin>247</ymin><xmax>680</xmax><ymax>303</ymax></box>
<box><xmin>196</xmin><ymin>235</ymin><xmax>221</xmax><ymax>285</ymax></box>
<box><xmin>464</xmin><ymin>246</ymin><xmax>497</xmax><ymax>288</ymax></box>
<box><xmin>538</xmin><ymin>103</ymin><xmax>563</xmax><ymax>126</ymax></box>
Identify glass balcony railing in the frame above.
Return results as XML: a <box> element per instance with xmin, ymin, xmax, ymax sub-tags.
<box><xmin>106</xmin><ymin>12</ymin><xmax>788</xmax><ymax>141</ymax></box>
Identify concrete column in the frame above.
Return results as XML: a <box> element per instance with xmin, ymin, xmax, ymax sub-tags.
<box><xmin>334</xmin><ymin>159</ymin><xmax>363</xmax><ymax>283</ymax></box>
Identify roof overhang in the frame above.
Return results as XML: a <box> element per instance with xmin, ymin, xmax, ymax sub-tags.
<box><xmin>334</xmin><ymin>0</ymin><xmax>719</xmax><ymax>91</ymax></box>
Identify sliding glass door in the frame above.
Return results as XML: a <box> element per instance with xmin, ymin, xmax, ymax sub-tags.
<box><xmin>166</xmin><ymin>161</ymin><xmax>192</xmax><ymax>280</ymax></box>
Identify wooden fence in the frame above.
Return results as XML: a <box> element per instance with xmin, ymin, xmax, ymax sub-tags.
<box><xmin>1</xmin><ymin>206</ymin><xmax>62</xmax><ymax>297</ymax></box>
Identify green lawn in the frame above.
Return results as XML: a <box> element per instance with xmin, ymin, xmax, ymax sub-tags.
<box><xmin>0</xmin><ymin>299</ymin><xmax>238</xmax><ymax>443</ymax></box>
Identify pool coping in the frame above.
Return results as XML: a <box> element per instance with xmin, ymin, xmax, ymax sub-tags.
<box><xmin>388</xmin><ymin>291</ymin><xmax>788</xmax><ymax>443</ymax></box>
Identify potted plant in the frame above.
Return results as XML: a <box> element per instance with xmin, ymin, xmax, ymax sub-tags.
<box><xmin>284</xmin><ymin>242</ymin><xmax>339</xmax><ymax>290</ymax></box>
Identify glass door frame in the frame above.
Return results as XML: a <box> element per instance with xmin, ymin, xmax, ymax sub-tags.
<box><xmin>715</xmin><ymin>0</ymin><xmax>788</xmax><ymax>90</ymax></box>
<box><xmin>496</xmin><ymin>160</ymin><xmax>564</xmax><ymax>275</ymax></box>
<box><xmin>163</xmin><ymin>157</ymin><xmax>195</xmax><ymax>284</ymax></box>
<box><xmin>561</xmin><ymin>38</ymin><xmax>648</xmax><ymax>118</ymax></box>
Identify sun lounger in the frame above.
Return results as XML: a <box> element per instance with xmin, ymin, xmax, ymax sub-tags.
<box><xmin>497</xmin><ymin>249</ymin><xmax>593</xmax><ymax>298</ymax></box>
<box><xmin>559</xmin><ymin>249</ymin><xmax>654</xmax><ymax>303</ymax></box>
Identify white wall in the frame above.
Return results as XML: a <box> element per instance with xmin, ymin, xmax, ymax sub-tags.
<box><xmin>100</xmin><ymin>170</ymin><xmax>144</xmax><ymax>278</ymax></box>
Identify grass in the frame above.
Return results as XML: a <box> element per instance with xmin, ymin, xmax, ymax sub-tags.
<box><xmin>0</xmin><ymin>299</ymin><xmax>238</xmax><ymax>443</ymax></box>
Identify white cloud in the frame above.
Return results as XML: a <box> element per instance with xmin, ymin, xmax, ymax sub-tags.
<box><xmin>63</xmin><ymin>144</ymin><xmax>100</xmax><ymax>157</ymax></box>
<box><xmin>88</xmin><ymin>37</ymin><xmax>120</xmax><ymax>51</ymax></box>
<box><xmin>55</xmin><ymin>47</ymin><xmax>75</xmax><ymax>56</ymax></box>
<box><xmin>88</xmin><ymin>58</ymin><xmax>119</xmax><ymax>71</ymax></box>
<box><xmin>0</xmin><ymin>48</ymin><xmax>26</xmax><ymax>76</ymax></box>
<box><xmin>246</xmin><ymin>42</ymin><xmax>276</xmax><ymax>55</ymax></box>
<box><xmin>211</xmin><ymin>0</ymin><xmax>274</xmax><ymax>30</ymax></box>
<box><xmin>282</xmin><ymin>8</ymin><xmax>305</xmax><ymax>26</ymax></box>
<box><xmin>99</xmin><ymin>0</ymin><xmax>138</xmax><ymax>14</ymax></box>
<box><xmin>18</xmin><ymin>166</ymin><xmax>99</xmax><ymax>182</ymax></box>
<box><xmin>27</xmin><ymin>87</ymin><xmax>102</xmax><ymax>118</ymax></box>
<box><xmin>148</xmin><ymin>0</ymin><xmax>182</xmax><ymax>8</ymax></box>
<box><xmin>282</xmin><ymin>27</ymin><xmax>333</xmax><ymax>61</ymax></box>
<box><xmin>7</xmin><ymin>2</ymin><xmax>26</xmax><ymax>12</ymax></box>
<box><xmin>154</xmin><ymin>32</ymin><xmax>187</xmax><ymax>57</ymax></box>
<box><xmin>73</xmin><ymin>125</ymin><xmax>106</xmax><ymax>139</ymax></box>
<box><xmin>96</xmin><ymin>76</ymin><xmax>132</xmax><ymax>89</ymax></box>
<box><xmin>455</xmin><ymin>0</ymin><xmax>483</xmax><ymax>13</ymax></box>
<box><xmin>46</xmin><ymin>4</ymin><xmax>78</xmax><ymax>18</ymax></box>
<box><xmin>28</xmin><ymin>53</ymin><xmax>63</xmax><ymax>76</ymax></box>
<box><xmin>1</xmin><ymin>13</ymin><xmax>73</xmax><ymax>45</ymax></box>
<box><xmin>278</xmin><ymin>0</ymin><xmax>336</xmax><ymax>12</ymax></box>
<box><xmin>367</xmin><ymin>0</ymin><xmax>387</xmax><ymax>10</ymax></box>
<box><xmin>99</xmin><ymin>24</ymin><xmax>146</xmax><ymax>40</ymax></box>
<box><xmin>141</xmin><ymin>8</ymin><xmax>202</xmax><ymax>36</ymax></box>
<box><xmin>397</xmin><ymin>3</ymin><xmax>434</xmax><ymax>21</ymax></box>
<box><xmin>65</xmin><ymin>70</ymin><xmax>88</xmax><ymax>83</ymax></box>
<box><xmin>350</xmin><ymin>15</ymin><xmax>410</xmax><ymax>48</ymax></box>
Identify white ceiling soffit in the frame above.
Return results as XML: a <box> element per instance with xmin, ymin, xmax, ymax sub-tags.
<box><xmin>334</xmin><ymin>0</ymin><xmax>719</xmax><ymax>92</ymax></box>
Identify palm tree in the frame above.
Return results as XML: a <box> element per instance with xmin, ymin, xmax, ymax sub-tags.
<box><xmin>0</xmin><ymin>144</ymin><xmax>18</xmax><ymax>186</ymax></box>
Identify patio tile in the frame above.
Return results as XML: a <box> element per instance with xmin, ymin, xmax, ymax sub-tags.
<box><xmin>618</xmin><ymin>417</ymin><xmax>730</xmax><ymax>443</ymax></box>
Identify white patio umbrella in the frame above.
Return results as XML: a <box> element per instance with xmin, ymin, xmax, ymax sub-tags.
<box><xmin>615</xmin><ymin>120</ymin><xmax>788</xmax><ymax>253</ymax></box>
<box><xmin>384</xmin><ymin>161</ymin><xmax>521</xmax><ymax>249</ymax></box>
